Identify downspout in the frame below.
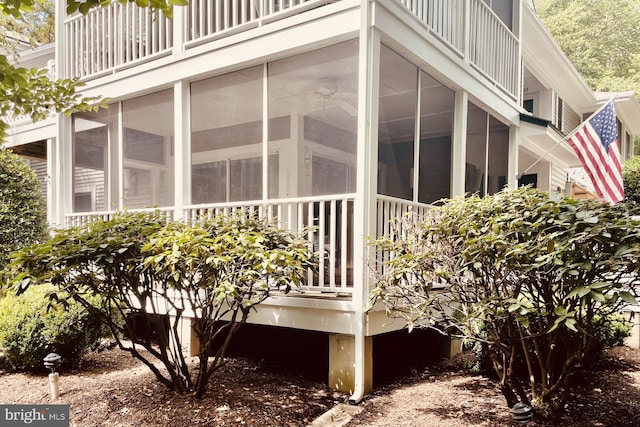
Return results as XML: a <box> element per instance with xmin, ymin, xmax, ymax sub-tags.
<box><xmin>349</xmin><ymin>0</ymin><xmax>375</xmax><ymax>406</ymax></box>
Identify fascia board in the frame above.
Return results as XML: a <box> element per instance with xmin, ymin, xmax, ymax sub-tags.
<box><xmin>522</xmin><ymin>5</ymin><xmax>594</xmax><ymax>110</ymax></box>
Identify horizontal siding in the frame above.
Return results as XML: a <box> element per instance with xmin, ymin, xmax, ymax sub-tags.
<box><xmin>550</xmin><ymin>164</ymin><xmax>567</xmax><ymax>194</ymax></box>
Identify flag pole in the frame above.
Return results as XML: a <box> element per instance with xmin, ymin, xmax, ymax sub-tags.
<box><xmin>516</xmin><ymin>96</ymin><xmax>617</xmax><ymax>180</ymax></box>
<box><xmin>517</xmin><ymin>138</ymin><xmax>566</xmax><ymax>179</ymax></box>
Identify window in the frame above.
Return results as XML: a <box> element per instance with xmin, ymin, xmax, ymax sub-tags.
<box><xmin>523</xmin><ymin>99</ymin><xmax>534</xmax><ymax>114</ymax></box>
<box><xmin>483</xmin><ymin>0</ymin><xmax>513</xmax><ymax>30</ymax></box>
<box><xmin>466</xmin><ymin>102</ymin><xmax>509</xmax><ymax>196</ymax></box>
<box><xmin>377</xmin><ymin>45</ymin><xmax>455</xmax><ymax>203</ymax></box>
<box><xmin>269</xmin><ymin>40</ymin><xmax>359</xmax><ymax>198</ymax></box>
<box><xmin>122</xmin><ymin>90</ymin><xmax>174</xmax><ymax>209</ymax></box>
<box><xmin>418</xmin><ymin>71</ymin><xmax>454</xmax><ymax>204</ymax></box>
<box><xmin>377</xmin><ymin>47</ymin><xmax>417</xmax><ymax>200</ymax></box>
<box><xmin>556</xmin><ymin>97</ymin><xmax>564</xmax><ymax>132</ymax></box>
<box><xmin>191</xmin><ymin>67</ymin><xmax>263</xmax><ymax>203</ymax></box>
<box><xmin>73</xmin><ymin>107</ymin><xmax>117</xmax><ymax>212</ymax></box>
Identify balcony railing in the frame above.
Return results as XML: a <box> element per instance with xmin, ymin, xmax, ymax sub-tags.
<box><xmin>66</xmin><ymin>195</ymin><xmax>355</xmax><ymax>294</ymax></box>
<box><xmin>186</xmin><ymin>0</ymin><xmax>320</xmax><ymax>43</ymax></box>
<box><xmin>63</xmin><ymin>0</ymin><xmax>520</xmax><ymax>100</ymax></box>
<box><xmin>65</xmin><ymin>1</ymin><xmax>173</xmax><ymax>78</ymax></box>
<box><xmin>399</xmin><ymin>0</ymin><xmax>520</xmax><ymax>99</ymax></box>
<box><xmin>467</xmin><ymin>0</ymin><xmax>519</xmax><ymax>98</ymax></box>
<box><xmin>64</xmin><ymin>0</ymin><xmax>332</xmax><ymax>78</ymax></box>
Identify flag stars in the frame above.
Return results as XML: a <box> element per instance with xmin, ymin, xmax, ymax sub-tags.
<box><xmin>589</xmin><ymin>102</ymin><xmax>618</xmax><ymax>151</ymax></box>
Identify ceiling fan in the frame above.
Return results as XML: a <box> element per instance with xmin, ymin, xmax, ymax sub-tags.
<box><xmin>309</xmin><ymin>77</ymin><xmax>358</xmax><ymax>117</ymax></box>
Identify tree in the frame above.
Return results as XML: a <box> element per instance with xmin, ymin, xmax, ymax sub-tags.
<box><xmin>371</xmin><ymin>188</ymin><xmax>640</xmax><ymax>415</ymax></box>
<box><xmin>7</xmin><ymin>211</ymin><xmax>314</xmax><ymax>398</ymax></box>
<box><xmin>0</xmin><ymin>148</ymin><xmax>47</xmax><ymax>269</ymax></box>
<box><xmin>0</xmin><ymin>0</ymin><xmax>54</xmax><ymax>46</ymax></box>
<box><xmin>535</xmin><ymin>0</ymin><xmax>640</xmax><ymax>94</ymax></box>
<box><xmin>0</xmin><ymin>0</ymin><xmax>187</xmax><ymax>140</ymax></box>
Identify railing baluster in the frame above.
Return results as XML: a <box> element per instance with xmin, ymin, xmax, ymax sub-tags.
<box><xmin>329</xmin><ymin>199</ymin><xmax>336</xmax><ymax>288</ymax></box>
<box><xmin>340</xmin><ymin>199</ymin><xmax>348</xmax><ymax>288</ymax></box>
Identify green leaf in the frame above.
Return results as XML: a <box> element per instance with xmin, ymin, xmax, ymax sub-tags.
<box><xmin>619</xmin><ymin>291</ymin><xmax>637</xmax><ymax>305</ymax></box>
<box><xmin>554</xmin><ymin>306</ymin><xmax>567</xmax><ymax>316</ymax></box>
<box><xmin>564</xmin><ymin>318</ymin><xmax>578</xmax><ymax>332</ymax></box>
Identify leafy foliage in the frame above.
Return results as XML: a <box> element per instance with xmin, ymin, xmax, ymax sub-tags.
<box><xmin>0</xmin><ymin>0</ymin><xmax>187</xmax><ymax>139</ymax></box>
<box><xmin>0</xmin><ymin>55</ymin><xmax>106</xmax><ymax>139</ymax></box>
<box><xmin>623</xmin><ymin>156</ymin><xmax>640</xmax><ymax>204</ymax></box>
<box><xmin>0</xmin><ymin>0</ymin><xmax>54</xmax><ymax>46</ymax></box>
<box><xmin>536</xmin><ymin>0</ymin><xmax>640</xmax><ymax>94</ymax></box>
<box><xmin>371</xmin><ymin>188</ymin><xmax>640</xmax><ymax>413</ymax></box>
<box><xmin>7</xmin><ymin>211</ymin><xmax>314</xmax><ymax>398</ymax></box>
<box><xmin>0</xmin><ymin>284</ymin><xmax>108</xmax><ymax>371</ymax></box>
<box><xmin>0</xmin><ymin>148</ymin><xmax>47</xmax><ymax>269</ymax></box>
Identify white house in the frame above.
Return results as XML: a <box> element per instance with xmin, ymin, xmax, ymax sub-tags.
<box><xmin>5</xmin><ymin>0</ymin><xmax>640</xmax><ymax>401</ymax></box>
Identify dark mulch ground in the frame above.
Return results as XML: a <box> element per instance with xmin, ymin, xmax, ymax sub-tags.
<box><xmin>2</xmin><ymin>346</ymin><xmax>640</xmax><ymax>426</ymax></box>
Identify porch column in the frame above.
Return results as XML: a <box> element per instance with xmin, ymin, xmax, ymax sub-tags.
<box><xmin>451</xmin><ymin>90</ymin><xmax>468</xmax><ymax>196</ymax></box>
<box><xmin>54</xmin><ymin>0</ymin><xmax>72</xmax><ymax>226</ymax></box>
<box><xmin>508</xmin><ymin>124</ymin><xmax>520</xmax><ymax>189</ymax></box>
<box><xmin>174</xmin><ymin>80</ymin><xmax>190</xmax><ymax>220</ymax></box>
<box><xmin>329</xmin><ymin>334</ymin><xmax>372</xmax><ymax>394</ymax></box>
<box><xmin>347</xmin><ymin>0</ymin><xmax>379</xmax><ymax>401</ymax></box>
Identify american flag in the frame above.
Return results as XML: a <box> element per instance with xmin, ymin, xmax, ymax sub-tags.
<box><xmin>566</xmin><ymin>100</ymin><xmax>624</xmax><ymax>204</ymax></box>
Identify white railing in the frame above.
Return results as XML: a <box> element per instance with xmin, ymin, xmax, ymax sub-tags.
<box><xmin>63</xmin><ymin>0</ymin><xmax>333</xmax><ymax>78</ymax></box>
<box><xmin>65</xmin><ymin>206</ymin><xmax>175</xmax><ymax>227</ymax></box>
<box><xmin>376</xmin><ymin>194</ymin><xmax>431</xmax><ymax>239</ymax></box>
<box><xmin>63</xmin><ymin>0</ymin><xmax>519</xmax><ymax>99</ymax></box>
<box><xmin>468</xmin><ymin>0</ymin><xmax>519</xmax><ymax>98</ymax></box>
<box><xmin>375</xmin><ymin>195</ymin><xmax>433</xmax><ymax>277</ymax></box>
<box><xmin>399</xmin><ymin>0</ymin><xmax>463</xmax><ymax>52</ymax></box>
<box><xmin>398</xmin><ymin>0</ymin><xmax>520</xmax><ymax>100</ymax></box>
<box><xmin>65</xmin><ymin>1</ymin><xmax>173</xmax><ymax>78</ymax></box>
<box><xmin>186</xmin><ymin>0</ymin><xmax>321</xmax><ymax>43</ymax></box>
<box><xmin>185</xmin><ymin>195</ymin><xmax>355</xmax><ymax>293</ymax></box>
<box><xmin>65</xmin><ymin>195</ymin><xmax>355</xmax><ymax>294</ymax></box>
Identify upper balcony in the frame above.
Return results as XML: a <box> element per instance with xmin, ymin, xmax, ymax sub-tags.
<box><xmin>64</xmin><ymin>0</ymin><xmax>520</xmax><ymax>100</ymax></box>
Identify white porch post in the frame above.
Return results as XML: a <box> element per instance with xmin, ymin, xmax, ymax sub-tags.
<box><xmin>54</xmin><ymin>0</ymin><xmax>72</xmax><ymax>226</ymax></box>
<box><xmin>330</xmin><ymin>0</ymin><xmax>378</xmax><ymax>403</ymax></box>
<box><xmin>46</xmin><ymin>137</ymin><xmax>57</xmax><ymax>227</ymax></box>
<box><xmin>174</xmin><ymin>80</ymin><xmax>190</xmax><ymax>221</ymax></box>
<box><xmin>508</xmin><ymin>124</ymin><xmax>520</xmax><ymax>189</ymax></box>
<box><xmin>451</xmin><ymin>90</ymin><xmax>468</xmax><ymax>197</ymax></box>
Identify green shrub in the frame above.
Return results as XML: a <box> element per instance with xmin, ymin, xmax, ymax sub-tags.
<box><xmin>0</xmin><ymin>285</ymin><xmax>107</xmax><ymax>372</ymax></box>
<box><xmin>372</xmin><ymin>188</ymin><xmax>640</xmax><ymax>412</ymax></box>
<box><xmin>623</xmin><ymin>156</ymin><xmax>640</xmax><ymax>205</ymax></box>
<box><xmin>0</xmin><ymin>148</ymin><xmax>48</xmax><ymax>269</ymax></box>
<box><xmin>597</xmin><ymin>313</ymin><xmax>632</xmax><ymax>348</ymax></box>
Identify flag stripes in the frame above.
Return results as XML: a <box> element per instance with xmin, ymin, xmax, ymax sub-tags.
<box><xmin>566</xmin><ymin>100</ymin><xmax>624</xmax><ymax>204</ymax></box>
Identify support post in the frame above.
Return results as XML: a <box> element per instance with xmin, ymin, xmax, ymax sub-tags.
<box><xmin>329</xmin><ymin>334</ymin><xmax>372</xmax><ymax>395</ymax></box>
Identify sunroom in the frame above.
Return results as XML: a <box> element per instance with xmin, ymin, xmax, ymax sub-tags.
<box><xmin>68</xmin><ymin>36</ymin><xmax>514</xmax><ymax>298</ymax></box>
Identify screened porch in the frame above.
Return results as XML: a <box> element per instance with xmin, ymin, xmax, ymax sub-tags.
<box><xmin>65</xmin><ymin>35</ymin><xmax>512</xmax><ymax>296</ymax></box>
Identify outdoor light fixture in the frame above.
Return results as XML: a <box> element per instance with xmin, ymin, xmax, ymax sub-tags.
<box><xmin>510</xmin><ymin>402</ymin><xmax>532</xmax><ymax>423</ymax></box>
<box><xmin>43</xmin><ymin>352</ymin><xmax>62</xmax><ymax>400</ymax></box>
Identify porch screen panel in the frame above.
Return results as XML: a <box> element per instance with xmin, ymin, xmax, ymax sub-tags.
<box><xmin>377</xmin><ymin>45</ymin><xmax>417</xmax><ymax>200</ymax></box>
<box><xmin>122</xmin><ymin>89</ymin><xmax>175</xmax><ymax>209</ymax></box>
<box><xmin>487</xmin><ymin>115</ymin><xmax>509</xmax><ymax>195</ymax></box>
<box><xmin>73</xmin><ymin>107</ymin><xmax>117</xmax><ymax>212</ymax></box>
<box><xmin>465</xmin><ymin>102</ymin><xmax>488</xmax><ymax>196</ymax></box>
<box><xmin>190</xmin><ymin>66</ymin><xmax>263</xmax><ymax>204</ymax></box>
<box><xmin>418</xmin><ymin>70</ymin><xmax>455</xmax><ymax>204</ymax></box>
<box><xmin>268</xmin><ymin>40</ymin><xmax>359</xmax><ymax>198</ymax></box>
<box><xmin>465</xmin><ymin>102</ymin><xmax>509</xmax><ymax>196</ymax></box>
